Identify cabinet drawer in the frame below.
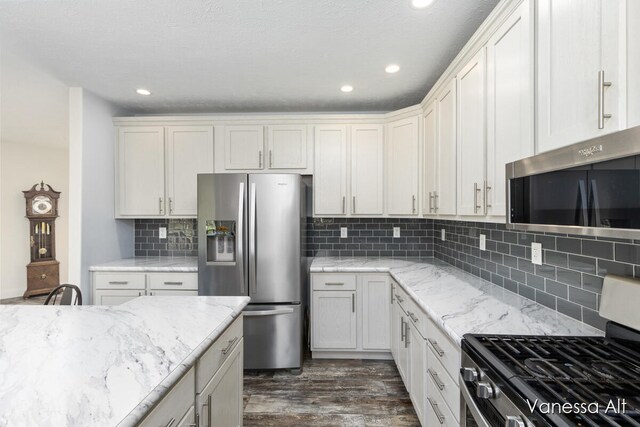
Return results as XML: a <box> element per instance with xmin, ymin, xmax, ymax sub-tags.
<box><xmin>426</xmin><ymin>373</ymin><xmax>458</xmax><ymax>427</ymax></box>
<box><xmin>138</xmin><ymin>367</ymin><xmax>195</xmax><ymax>427</ymax></box>
<box><xmin>312</xmin><ymin>273</ymin><xmax>356</xmax><ymax>291</ymax></box>
<box><xmin>392</xmin><ymin>282</ymin><xmax>409</xmax><ymax>309</ymax></box>
<box><xmin>426</xmin><ymin>317</ymin><xmax>461</xmax><ymax>382</ymax></box>
<box><xmin>427</xmin><ymin>348</ymin><xmax>460</xmax><ymax>421</ymax></box>
<box><xmin>93</xmin><ymin>272</ymin><xmax>146</xmax><ymax>290</ymax></box>
<box><xmin>148</xmin><ymin>273</ymin><xmax>198</xmax><ymax>290</ymax></box>
<box><xmin>403</xmin><ymin>294</ymin><xmax>426</xmax><ymax>339</ymax></box>
<box><xmin>196</xmin><ymin>315</ymin><xmax>243</xmax><ymax>394</ymax></box>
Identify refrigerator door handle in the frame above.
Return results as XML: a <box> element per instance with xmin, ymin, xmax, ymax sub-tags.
<box><xmin>237</xmin><ymin>182</ymin><xmax>246</xmax><ymax>293</ymax></box>
<box><xmin>243</xmin><ymin>308</ymin><xmax>295</xmax><ymax>316</ymax></box>
<box><xmin>249</xmin><ymin>182</ymin><xmax>257</xmax><ymax>295</ymax></box>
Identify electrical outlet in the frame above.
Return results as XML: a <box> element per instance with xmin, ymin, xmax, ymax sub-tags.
<box><xmin>531</xmin><ymin>242</ymin><xmax>543</xmax><ymax>265</ymax></box>
<box><xmin>159</xmin><ymin>227</ymin><xmax>167</xmax><ymax>239</ymax></box>
<box><xmin>441</xmin><ymin>228</ymin><xmax>446</xmax><ymax>241</ymax></box>
<box><xmin>479</xmin><ymin>234</ymin><xmax>486</xmax><ymax>251</ymax></box>
<box><xmin>393</xmin><ymin>227</ymin><xmax>401</xmax><ymax>238</ymax></box>
<box><xmin>340</xmin><ymin>227</ymin><xmax>348</xmax><ymax>238</ymax></box>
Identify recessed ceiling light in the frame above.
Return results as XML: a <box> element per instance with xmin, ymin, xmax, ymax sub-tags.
<box><xmin>136</xmin><ymin>88</ymin><xmax>151</xmax><ymax>96</ymax></box>
<box><xmin>411</xmin><ymin>0</ymin><xmax>434</xmax><ymax>9</ymax></box>
<box><xmin>385</xmin><ymin>64</ymin><xmax>400</xmax><ymax>74</ymax></box>
<box><xmin>340</xmin><ymin>85</ymin><xmax>354</xmax><ymax>93</ymax></box>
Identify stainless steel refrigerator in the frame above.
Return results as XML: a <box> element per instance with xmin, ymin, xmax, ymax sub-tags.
<box><xmin>197</xmin><ymin>173</ymin><xmax>305</xmax><ymax>370</ymax></box>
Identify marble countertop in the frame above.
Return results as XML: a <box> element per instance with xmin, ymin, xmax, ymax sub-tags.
<box><xmin>311</xmin><ymin>257</ymin><xmax>603</xmax><ymax>344</ymax></box>
<box><xmin>89</xmin><ymin>257</ymin><xmax>198</xmax><ymax>272</ymax></box>
<box><xmin>0</xmin><ymin>296</ymin><xmax>249</xmax><ymax>427</ymax></box>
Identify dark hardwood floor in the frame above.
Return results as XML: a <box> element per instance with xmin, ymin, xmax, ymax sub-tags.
<box><xmin>244</xmin><ymin>358</ymin><xmax>420</xmax><ymax>427</ymax></box>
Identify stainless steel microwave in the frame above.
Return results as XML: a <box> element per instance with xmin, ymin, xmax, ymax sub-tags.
<box><xmin>506</xmin><ymin>125</ymin><xmax>640</xmax><ymax>239</ymax></box>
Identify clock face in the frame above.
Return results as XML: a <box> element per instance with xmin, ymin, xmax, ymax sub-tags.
<box><xmin>32</xmin><ymin>195</ymin><xmax>53</xmax><ymax>215</ymax></box>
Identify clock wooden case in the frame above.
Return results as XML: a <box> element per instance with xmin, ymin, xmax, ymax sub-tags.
<box><xmin>23</xmin><ymin>182</ymin><xmax>61</xmax><ymax>298</ymax></box>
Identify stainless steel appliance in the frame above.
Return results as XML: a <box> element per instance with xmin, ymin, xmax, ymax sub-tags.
<box><xmin>506</xmin><ymin>125</ymin><xmax>640</xmax><ymax>239</ymax></box>
<box><xmin>460</xmin><ymin>275</ymin><xmax>640</xmax><ymax>426</ymax></box>
<box><xmin>198</xmin><ymin>173</ymin><xmax>305</xmax><ymax>370</ymax></box>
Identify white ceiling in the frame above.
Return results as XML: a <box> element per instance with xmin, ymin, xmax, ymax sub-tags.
<box><xmin>0</xmin><ymin>0</ymin><xmax>499</xmax><ymax>114</ymax></box>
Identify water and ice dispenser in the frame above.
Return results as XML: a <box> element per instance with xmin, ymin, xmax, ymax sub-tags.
<box><xmin>205</xmin><ymin>220</ymin><xmax>236</xmax><ymax>263</ymax></box>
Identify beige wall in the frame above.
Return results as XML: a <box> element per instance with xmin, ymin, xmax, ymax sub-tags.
<box><xmin>0</xmin><ymin>49</ymin><xmax>69</xmax><ymax>299</ymax></box>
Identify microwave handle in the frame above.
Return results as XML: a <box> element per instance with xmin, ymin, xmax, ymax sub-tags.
<box><xmin>577</xmin><ymin>180</ymin><xmax>589</xmax><ymax>226</ymax></box>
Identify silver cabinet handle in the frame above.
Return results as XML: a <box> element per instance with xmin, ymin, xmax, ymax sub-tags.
<box><xmin>395</xmin><ymin>294</ymin><xmax>404</xmax><ymax>303</ymax></box>
<box><xmin>342</xmin><ymin>196</ymin><xmax>346</xmax><ymax>214</ymax></box>
<box><xmin>108</xmin><ymin>281</ymin><xmax>128</xmax><ymax>285</ymax></box>
<box><xmin>352</xmin><ymin>196</ymin><xmax>356</xmax><ymax>214</ymax></box>
<box><xmin>407</xmin><ymin>311</ymin><xmax>418</xmax><ymax>323</ymax></box>
<box><xmin>164</xmin><ymin>418</ymin><xmax>176</xmax><ymax>427</ymax></box>
<box><xmin>138</xmin><ymin>291</ymin><xmax>142</xmax><ymax>296</ymax></box>
<box><xmin>324</xmin><ymin>282</ymin><xmax>344</xmax><ymax>286</ymax></box>
<box><xmin>434</xmin><ymin>191</ymin><xmax>439</xmax><ymax>212</ymax></box>
<box><xmin>473</xmin><ymin>183</ymin><xmax>482</xmax><ymax>214</ymax></box>
<box><xmin>428</xmin><ymin>338</ymin><xmax>445</xmax><ymax>357</ymax></box>
<box><xmin>168</xmin><ymin>197</ymin><xmax>173</xmax><ymax>214</ymax></box>
<box><xmin>428</xmin><ymin>192</ymin><xmax>434</xmax><ymax>213</ymax></box>
<box><xmin>412</xmin><ymin>195</ymin><xmax>416</xmax><ymax>214</ymax></box>
<box><xmin>352</xmin><ymin>293</ymin><xmax>355</xmax><ymax>313</ymax></box>
<box><xmin>149</xmin><ymin>291</ymin><xmax>153</xmax><ymax>296</ymax></box>
<box><xmin>258</xmin><ymin>150</ymin><xmax>263</xmax><ymax>168</ymax></box>
<box><xmin>400</xmin><ymin>317</ymin><xmax>405</xmax><ymax>342</ymax></box>
<box><xmin>221</xmin><ymin>336</ymin><xmax>239</xmax><ymax>355</ymax></box>
<box><xmin>163</xmin><ymin>281</ymin><xmax>183</xmax><ymax>285</ymax></box>
<box><xmin>428</xmin><ymin>368</ymin><xmax>445</xmax><ymax>390</ymax></box>
<box><xmin>203</xmin><ymin>394</ymin><xmax>212</xmax><ymax>427</ymax></box>
<box><xmin>404</xmin><ymin>322</ymin><xmax>410</xmax><ymax>347</ymax></box>
<box><xmin>484</xmin><ymin>180</ymin><xmax>491</xmax><ymax>215</ymax></box>
<box><xmin>269</xmin><ymin>149</ymin><xmax>273</xmax><ymax>168</ymax></box>
<box><xmin>159</xmin><ymin>197</ymin><xmax>163</xmax><ymax>214</ymax></box>
<box><xmin>598</xmin><ymin>70</ymin><xmax>612</xmax><ymax>129</ymax></box>
<box><xmin>427</xmin><ymin>397</ymin><xmax>446</xmax><ymax>424</ymax></box>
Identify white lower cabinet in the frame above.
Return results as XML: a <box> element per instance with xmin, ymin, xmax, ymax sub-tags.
<box><xmin>408</xmin><ymin>323</ymin><xmax>426</xmax><ymax>425</ymax></box>
<box><xmin>312</xmin><ymin>290</ymin><xmax>357</xmax><ymax>350</ymax></box>
<box><xmin>92</xmin><ymin>271</ymin><xmax>198</xmax><ymax>305</ymax></box>
<box><xmin>138</xmin><ymin>367</ymin><xmax>195</xmax><ymax>427</ymax></box>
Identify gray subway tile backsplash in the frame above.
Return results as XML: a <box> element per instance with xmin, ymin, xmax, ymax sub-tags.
<box><xmin>134</xmin><ymin>219</ymin><xmax>198</xmax><ymax>257</ymax></box>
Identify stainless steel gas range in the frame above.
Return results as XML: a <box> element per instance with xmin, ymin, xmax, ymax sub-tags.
<box><xmin>460</xmin><ymin>275</ymin><xmax>640</xmax><ymax>427</ymax></box>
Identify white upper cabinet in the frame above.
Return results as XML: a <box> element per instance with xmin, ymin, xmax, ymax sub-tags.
<box><xmin>537</xmin><ymin>0</ymin><xmax>625</xmax><ymax>153</ymax></box>
<box><xmin>387</xmin><ymin>116</ymin><xmax>420</xmax><ymax>216</ymax></box>
<box><xmin>266</xmin><ymin>125</ymin><xmax>307</xmax><ymax>169</ymax></box>
<box><xmin>457</xmin><ymin>48</ymin><xmax>486</xmax><ymax>217</ymax></box>
<box><xmin>166</xmin><ymin>126</ymin><xmax>214</xmax><ymax>216</ymax></box>
<box><xmin>314</xmin><ymin>125</ymin><xmax>348</xmax><ymax>216</ymax></box>
<box><xmin>351</xmin><ymin>125</ymin><xmax>384</xmax><ymax>215</ymax></box>
<box><xmin>436</xmin><ymin>79</ymin><xmax>457</xmax><ymax>216</ymax></box>
<box><xmin>628</xmin><ymin>1</ymin><xmax>640</xmax><ymax>128</ymax></box>
<box><xmin>423</xmin><ymin>101</ymin><xmax>438</xmax><ymax>216</ymax></box>
<box><xmin>486</xmin><ymin>0</ymin><xmax>534</xmax><ymax>217</ymax></box>
<box><xmin>117</xmin><ymin>127</ymin><xmax>165</xmax><ymax>216</ymax></box>
<box><xmin>224</xmin><ymin>125</ymin><xmax>264</xmax><ymax>170</ymax></box>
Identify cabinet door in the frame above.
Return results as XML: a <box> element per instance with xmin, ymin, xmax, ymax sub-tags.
<box><xmin>423</xmin><ymin>101</ymin><xmax>438</xmax><ymax>215</ymax></box>
<box><xmin>486</xmin><ymin>0</ymin><xmax>534</xmax><ymax>217</ymax></box>
<box><xmin>166</xmin><ymin>126</ymin><xmax>214</xmax><ymax>216</ymax></box>
<box><xmin>224</xmin><ymin>125</ymin><xmax>264</xmax><ymax>170</ymax></box>
<box><xmin>176</xmin><ymin>406</ymin><xmax>195</xmax><ymax>427</ymax></box>
<box><xmin>436</xmin><ymin>79</ymin><xmax>457</xmax><ymax>216</ymax></box>
<box><xmin>361</xmin><ymin>275</ymin><xmax>390</xmax><ymax>350</ymax></box>
<box><xmin>387</xmin><ymin>116</ymin><xmax>420</xmax><ymax>215</ymax></box>
<box><xmin>629</xmin><ymin>1</ymin><xmax>640</xmax><ymax>128</ymax></box>
<box><xmin>397</xmin><ymin>310</ymin><xmax>410</xmax><ymax>389</ymax></box>
<box><xmin>457</xmin><ymin>49</ymin><xmax>486</xmax><ymax>216</ymax></box>
<box><xmin>314</xmin><ymin>125</ymin><xmax>348</xmax><ymax>216</ymax></box>
<box><xmin>139</xmin><ymin>367</ymin><xmax>195</xmax><ymax>427</ymax></box>
<box><xmin>351</xmin><ymin>125</ymin><xmax>384</xmax><ymax>215</ymax></box>
<box><xmin>537</xmin><ymin>0</ymin><xmax>624</xmax><ymax>153</ymax></box>
<box><xmin>409</xmin><ymin>324</ymin><xmax>426</xmax><ymax>426</ymax></box>
<box><xmin>390</xmin><ymin>289</ymin><xmax>400</xmax><ymax>361</ymax></box>
<box><xmin>312</xmin><ymin>290</ymin><xmax>356</xmax><ymax>349</ymax></box>
<box><xmin>117</xmin><ymin>127</ymin><xmax>165</xmax><ymax>216</ymax></box>
<box><xmin>93</xmin><ymin>289</ymin><xmax>142</xmax><ymax>305</ymax></box>
<box><xmin>266</xmin><ymin>125</ymin><xmax>307</xmax><ymax>169</ymax></box>
<box><xmin>199</xmin><ymin>339</ymin><xmax>243</xmax><ymax>427</ymax></box>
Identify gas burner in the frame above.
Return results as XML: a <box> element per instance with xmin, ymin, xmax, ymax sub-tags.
<box><xmin>524</xmin><ymin>358</ymin><xmax>569</xmax><ymax>379</ymax></box>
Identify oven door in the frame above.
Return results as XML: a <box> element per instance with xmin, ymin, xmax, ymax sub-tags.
<box><xmin>459</xmin><ymin>373</ymin><xmax>496</xmax><ymax>427</ymax></box>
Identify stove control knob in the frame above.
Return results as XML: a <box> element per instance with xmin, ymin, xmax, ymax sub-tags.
<box><xmin>461</xmin><ymin>367</ymin><xmax>478</xmax><ymax>382</ymax></box>
<box><xmin>476</xmin><ymin>382</ymin><xmax>494</xmax><ymax>399</ymax></box>
<box><xmin>505</xmin><ymin>415</ymin><xmax>526</xmax><ymax>427</ymax></box>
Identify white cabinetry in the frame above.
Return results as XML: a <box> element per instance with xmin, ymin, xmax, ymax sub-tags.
<box><xmin>387</xmin><ymin>116</ymin><xmax>420</xmax><ymax>216</ymax></box>
<box><xmin>312</xmin><ymin>290</ymin><xmax>357</xmax><ymax>350</ymax></box>
<box><xmin>628</xmin><ymin>1</ymin><xmax>640</xmax><ymax>128</ymax></box>
<box><xmin>92</xmin><ymin>271</ymin><xmax>198</xmax><ymax>305</ymax></box>
<box><xmin>266</xmin><ymin>125</ymin><xmax>308</xmax><ymax>169</ymax></box>
<box><xmin>314</xmin><ymin>125</ymin><xmax>348</xmax><ymax>216</ymax></box>
<box><xmin>117</xmin><ymin>127</ymin><xmax>165</xmax><ymax>216</ymax></box>
<box><xmin>138</xmin><ymin>368</ymin><xmax>195</xmax><ymax>427</ymax></box>
<box><xmin>351</xmin><ymin>125</ymin><xmax>384</xmax><ymax>215</ymax></box>
<box><xmin>436</xmin><ymin>80</ymin><xmax>457</xmax><ymax>216</ymax></box>
<box><xmin>457</xmin><ymin>49</ymin><xmax>487</xmax><ymax>216</ymax></box>
<box><xmin>224</xmin><ymin>125</ymin><xmax>264</xmax><ymax>170</ymax></box>
<box><xmin>361</xmin><ymin>275</ymin><xmax>391</xmax><ymax>350</ymax></box>
<box><xmin>423</xmin><ymin>101</ymin><xmax>438</xmax><ymax>215</ymax></box>
<box><xmin>408</xmin><ymin>322</ymin><xmax>426</xmax><ymax>425</ymax></box>
<box><xmin>486</xmin><ymin>0</ymin><xmax>534</xmax><ymax>216</ymax></box>
<box><xmin>537</xmin><ymin>0</ymin><xmax>625</xmax><ymax>153</ymax></box>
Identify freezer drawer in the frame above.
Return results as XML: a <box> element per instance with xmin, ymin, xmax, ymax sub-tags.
<box><xmin>243</xmin><ymin>304</ymin><xmax>302</xmax><ymax>370</ymax></box>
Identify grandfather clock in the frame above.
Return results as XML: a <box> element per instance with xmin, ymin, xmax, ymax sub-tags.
<box><xmin>23</xmin><ymin>182</ymin><xmax>61</xmax><ymax>298</ymax></box>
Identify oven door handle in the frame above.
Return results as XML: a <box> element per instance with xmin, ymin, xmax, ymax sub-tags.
<box><xmin>459</xmin><ymin>374</ymin><xmax>492</xmax><ymax>427</ymax></box>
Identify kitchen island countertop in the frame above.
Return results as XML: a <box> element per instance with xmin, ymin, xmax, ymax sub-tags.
<box><xmin>0</xmin><ymin>296</ymin><xmax>249</xmax><ymax>427</ymax></box>
<box><xmin>311</xmin><ymin>257</ymin><xmax>603</xmax><ymax>345</ymax></box>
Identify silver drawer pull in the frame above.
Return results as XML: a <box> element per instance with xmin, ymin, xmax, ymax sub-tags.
<box><xmin>108</xmin><ymin>281</ymin><xmax>128</xmax><ymax>285</ymax></box>
<box><xmin>427</xmin><ymin>397</ymin><xmax>445</xmax><ymax>424</ymax></box>
<box><xmin>395</xmin><ymin>294</ymin><xmax>404</xmax><ymax>303</ymax></box>
<box><xmin>221</xmin><ymin>336</ymin><xmax>239</xmax><ymax>355</ymax></box>
<box><xmin>407</xmin><ymin>311</ymin><xmax>418</xmax><ymax>323</ymax></box>
<box><xmin>428</xmin><ymin>338</ymin><xmax>445</xmax><ymax>357</ymax></box>
<box><xmin>428</xmin><ymin>368</ymin><xmax>445</xmax><ymax>390</ymax></box>
<box><xmin>163</xmin><ymin>281</ymin><xmax>183</xmax><ymax>285</ymax></box>
<box><xmin>164</xmin><ymin>418</ymin><xmax>176</xmax><ymax>427</ymax></box>
<box><xmin>324</xmin><ymin>282</ymin><xmax>345</xmax><ymax>286</ymax></box>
